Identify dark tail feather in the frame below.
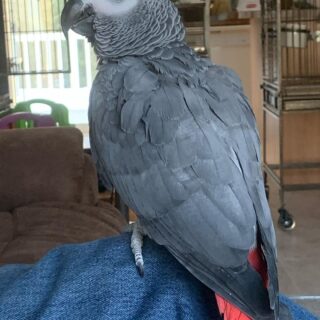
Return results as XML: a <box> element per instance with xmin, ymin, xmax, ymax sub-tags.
<box><xmin>215</xmin><ymin>247</ymin><xmax>271</xmax><ymax>320</ymax></box>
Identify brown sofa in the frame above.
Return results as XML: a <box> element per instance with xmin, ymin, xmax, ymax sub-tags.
<box><xmin>0</xmin><ymin>127</ymin><xmax>126</xmax><ymax>264</ymax></box>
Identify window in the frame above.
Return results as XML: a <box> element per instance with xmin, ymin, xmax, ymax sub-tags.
<box><xmin>2</xmin><ymin>0</ymin><xmax>98</xmax><ymax>124</ymax></box>
<box><xmin>3</xmin><ymin>0</ymin><xmax>69</xmax><ymax>75</ymax></box>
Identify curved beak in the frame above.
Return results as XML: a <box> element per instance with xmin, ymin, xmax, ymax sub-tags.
<box><xmin>61</xmin><ymin>0</ymin><xmax>95</xmax><ymax>40</ymax></box>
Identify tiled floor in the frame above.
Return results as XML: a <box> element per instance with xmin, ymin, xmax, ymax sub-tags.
<box><xmin>267</xmin><ymin>179</ymin><xmax>320</xmax><ymax>317</ymax></box>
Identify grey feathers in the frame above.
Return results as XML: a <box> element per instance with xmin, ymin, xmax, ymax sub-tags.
<box><xmin>61</xmin><ymin>1</ymin><xmax>279</xmax><ymax>315</ymax></box>
<box><xmin>88</xmin><ymin>45</ymin><xmax>278</xmax><ymax>319</ymax></box>
<box><xmin>79</xmin><ymin>0</ymin><xmax>280</xmax><ymax>317</ymax></box>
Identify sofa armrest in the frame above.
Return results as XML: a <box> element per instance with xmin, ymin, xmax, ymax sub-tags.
<box><xmin>0</xmin><ymin>201</ymin><xmax>127</xmax><ymax>264</ymax></box>
<box><xmin>0</xmin><ymin>127</ymin><xmax>95</xmax><ymax>211</ymax></box>
<box><xmin>79</xmin><ymin>153</ymin><xmax>99</xmax><ymax>205</ymax></box>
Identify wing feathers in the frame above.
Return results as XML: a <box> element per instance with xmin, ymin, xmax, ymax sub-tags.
<box><xmin>89</xmin><ymin>55</ymin><xmax>278</xmax><ymax>319</ymax></box>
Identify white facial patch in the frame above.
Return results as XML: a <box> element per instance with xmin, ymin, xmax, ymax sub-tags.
<box><xmin>85</xmin><ymin>0</ymin><xmax>139</xmax><ymax>16</ymax></box>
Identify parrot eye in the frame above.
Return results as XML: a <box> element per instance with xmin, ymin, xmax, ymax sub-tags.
<box><xmin>83</xmin><ymin>3</ymin><xmax>95</xmax><ymax>15</ymax></box>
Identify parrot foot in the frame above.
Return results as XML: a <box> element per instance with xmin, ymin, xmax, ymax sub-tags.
<box><xmin>131</xmin><ymin>221</ymin><xmax>145</xmax><ymax>277</ymax></box>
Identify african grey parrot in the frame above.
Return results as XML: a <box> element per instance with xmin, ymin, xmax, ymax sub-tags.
<box><xmin>61</xmin><ymin>1</ymin><xmax>292</xmax><ymax>319</ymax></box>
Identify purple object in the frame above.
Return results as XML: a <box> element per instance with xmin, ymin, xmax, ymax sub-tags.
<box><xmin>0</xmin><ymin>112</ymin><xmax>56</xmax><ymax>129</ymax></box>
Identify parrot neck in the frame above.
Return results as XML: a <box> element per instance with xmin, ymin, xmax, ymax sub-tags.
<box><xmin>99</xmin><ymin>42</ymin><xmax>211</xmax><ymax>83</ymax></box>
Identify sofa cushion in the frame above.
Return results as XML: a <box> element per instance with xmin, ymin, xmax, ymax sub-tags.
<box><xmin>0</xmin><ymin>212</ymin><xmax>13</xmax><ymax>255</ymax></box>
<box><xmin>0</xmin><ymin>127</ymin><xmax>90</xmax><ymax>212</ymax></box>
<box><xmin>0</xmin><ymin>202</ymin><xmax>126</xmax><ymax>264</ymax></box>
<box><xmin>79</xmin><ymin>153</ymin><xmax>99</xmax><ymax>205</ymax></box>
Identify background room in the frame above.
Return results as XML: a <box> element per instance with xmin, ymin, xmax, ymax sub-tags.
<box><xmin>0</xmin><ymin>0</ymin><xmax>319</xmax><ymax>317</ymax></box>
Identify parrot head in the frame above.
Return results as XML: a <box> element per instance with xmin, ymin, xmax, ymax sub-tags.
<box><xmin>61</xmin><ymin>0</ymin><xmax>185</xmax><ymax>58</ymax></box>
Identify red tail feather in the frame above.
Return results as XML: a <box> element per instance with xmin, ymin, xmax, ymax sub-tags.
<box><xmin>215</xmin><ymin>247</ymin><xmax>268</xmax><ymax>320</ymax></box>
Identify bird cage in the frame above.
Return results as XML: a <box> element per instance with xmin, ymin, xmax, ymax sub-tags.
<box><xmin>174</xmin><ymin>0</ymin><xmax>211</xmax><ymax>56</ymax></box>
<box><xmin>261</xmin><ymin>0</ymin><xmax>320</xmax><ymax>229</ymax></box>
<box><xmin>262</xmin><ymin>0</ymin><xmax>320</xmax><ymax>103</ymax></box>
<box><xmin>2</xmin><ymin>0</ymin><xmax>70</xmax><ymax>75</ymax></box>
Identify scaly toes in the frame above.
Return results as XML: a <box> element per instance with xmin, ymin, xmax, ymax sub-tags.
<box><xmin>131</xmin><ymin>221</ymin><xmax>145</xmax><ymax>277</ymax></box>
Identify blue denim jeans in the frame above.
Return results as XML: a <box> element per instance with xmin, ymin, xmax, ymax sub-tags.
<box><xmin>0</xmin><ymin>233</ymin><xmax>317</xmax><ymax>320</ymax></box>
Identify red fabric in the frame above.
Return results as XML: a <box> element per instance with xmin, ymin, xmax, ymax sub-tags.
<box><xmin>215</xmin><ymin>247</ymin><xmax>268</xmax><ymax>320</ymax></box>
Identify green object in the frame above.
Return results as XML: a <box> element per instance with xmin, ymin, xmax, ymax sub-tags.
<box><xmin>13</xmin><ymin>99</ymin><xmax>72</xmax><ymax>127</ymax></box>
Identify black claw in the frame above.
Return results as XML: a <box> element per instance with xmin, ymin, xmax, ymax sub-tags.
<box><xmin>136</xmin><ymin>262</ymin><xmax>144</xmax><ymax>277</ymax></box>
